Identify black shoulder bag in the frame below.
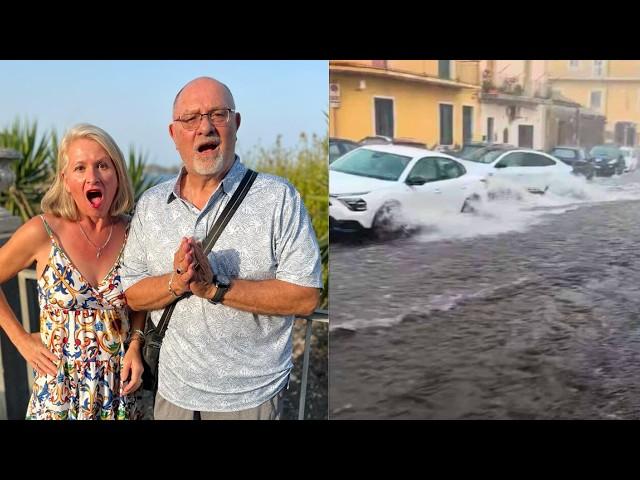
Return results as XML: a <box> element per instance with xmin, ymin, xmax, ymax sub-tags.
<box><xmin>140</xmin><ymin>169</ymin><xmax>258</xmax><ymax>394</ymax></box>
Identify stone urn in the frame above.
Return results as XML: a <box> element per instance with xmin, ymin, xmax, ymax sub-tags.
<box><xmin>0</xmin><ymin>148</ymin><xmax>23</xmax><ymax>234</ymax></box>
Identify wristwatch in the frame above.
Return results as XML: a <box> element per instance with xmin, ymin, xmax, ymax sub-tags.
<box><xmin>208</xmin><ymin>277</ymin><xmax>230</xmax><ymax>305</ymax></box>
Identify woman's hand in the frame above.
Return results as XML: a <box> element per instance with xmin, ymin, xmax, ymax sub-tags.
<box><xmin>121</xmin><ymin>341</ymin><xmax>144</xmax><ymax>395</ymax></box>
<box><xmin>16</xmin><ymin>332</ymin><xmax>59</xmax><ymax>377</ymax></box>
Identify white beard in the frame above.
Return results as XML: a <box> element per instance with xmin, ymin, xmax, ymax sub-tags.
<box><xmin>192</xmin><ymin>150</ymin><xmax>227</xmax><ymax>176</ymax></box>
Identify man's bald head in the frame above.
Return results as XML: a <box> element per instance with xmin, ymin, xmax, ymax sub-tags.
<box><xmin>172</xmin><ymin>77</ymin><xmax>235</xmax><ymax>117</ymax></box>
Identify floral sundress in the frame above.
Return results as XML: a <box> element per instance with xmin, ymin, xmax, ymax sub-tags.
<box><xmin>25</xmin><ymin>215</ymin><xmax>137</xmax><ymax>420</ymax></box>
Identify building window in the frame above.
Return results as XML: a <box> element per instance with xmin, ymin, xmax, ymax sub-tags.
<box><xmin>374</xmin><ymin>97</ymin><xmax>394</xmax><ymax>137</ymax></box>
<box><xmin>569</xmin><ymin>60</ymin><xmax>580</xmax><ymax>70</ymax></box>
<box><xmin>486</xmin><ymin>117</ymin><xmax>494</xmax><ymax>143</ymax></box>
<box><xmin>462</xmin><ymin>106</ymin><xmax>473</xmax><ymax>144</ymax></box>
<box><xmin>503</xmin><ymin>128</ymin><xmax>509</xmax><ymax>144</ymax></box>
<box><xmin>439</xmin><ymin>104</ymin><xmax>453</xmax><ymax>145</ymax></box>
<box><xmin>590</xmin><ymin>90</ymin><xmax>603</xmax><ymax>110</ymax></box>
<box><xmin>372</xmin><ymin>60</ymin><xmax>387</xmax><ymax>69</ymax></box>
<box><xmin>518</xmin><ymin>125</ymin><xmax>534</xmax><ymax>149</ymax></box>
<box><xmin>593</xmin><ymin>60</ymin><xmax>605</xmax><ymax>77</ymax></box>
<box><xmin>439</xmin><ymin>60</ymin><xmax>451</xmax><ymax>80</ymax></box>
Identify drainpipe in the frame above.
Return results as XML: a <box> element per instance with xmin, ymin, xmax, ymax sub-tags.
<box><xmin>523</xmin><ymin>60</ymin><xmax>531</xmax><ymax>96</ymax></box>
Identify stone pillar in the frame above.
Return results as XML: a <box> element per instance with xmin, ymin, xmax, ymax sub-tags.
<box><xmin>0</xmin><ymin>148</ymin><xmax>25</xmax><ymax>420</ymax></box>
<box><xmin>0</xmin><ymin>149</ymin><xmax>21</xmax><ymax>234</ymax></box>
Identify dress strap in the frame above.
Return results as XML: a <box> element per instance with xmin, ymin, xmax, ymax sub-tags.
<box><xmin>39</xmin><ymin>214</ymin><xmax>55</xmax><ymax>241</ymax></box>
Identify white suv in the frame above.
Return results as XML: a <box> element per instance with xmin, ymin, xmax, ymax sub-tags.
<box><xmin>329</xmin><ymin>144</ymin><xmax>487</xmax><ymax>238</ymax></box>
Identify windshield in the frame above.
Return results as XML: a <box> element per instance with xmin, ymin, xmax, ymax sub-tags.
<box><xmin>590</xmin><ymin>145</ymin><xmax>619</xmax><ymax>157</ymax></box>
<box><xmin>330</xmin><ymin>148</ymin><xmax>411</xmax><ymax>181</ymax></box>
<box><xmin>466</xmin><ymin>148</ymin><xmax>506</xmax><ymax>164</ymax></box>
<box><xmin>550</xmin><ymin>148</ymin><xmax>577</xmax><ymax>160</ymax></box>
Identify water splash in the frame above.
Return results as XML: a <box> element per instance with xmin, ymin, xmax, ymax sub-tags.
<box><xmin>399</xmin><ymin>172</ymin><xmax>640</xmax><ymax>242</ymax></box>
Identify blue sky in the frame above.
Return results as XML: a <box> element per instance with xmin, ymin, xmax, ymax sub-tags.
<box><xmin>0</xmin><ymin>60</ymin><xmax>328</xmax><ymax>167</ymax></box>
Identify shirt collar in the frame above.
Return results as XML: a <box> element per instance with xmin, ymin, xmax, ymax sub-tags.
<box><xmin>166</xmin><ymin>154</ymin><xmax>247</xmax><ymax>204</ymax></box>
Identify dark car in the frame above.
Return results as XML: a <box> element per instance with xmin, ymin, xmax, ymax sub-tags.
<box><xmin>548</xmin><ymin>146</ymin><xmax>594</xmax><ymax>180</ymax></box>
<box><xmin>457</xmin><ymin>142</ymin><xmax>490</xmax><ymax>159</ymax></box>
<box><xmin>463</xmin><ymin>144</ymin><xmax>515</xmax><ymax>164</ymax></box>
<box><xmin>329</xmin><ymin>137</ymin><xmax>358</xmax><ymax>164</ymax></box>
<box><xmin>589</xmin><ymin>144</ymin><xmax>626</xmax><ymax>177</ymax></box>
<box><xmin>358</xmin><ymin>135</ymin><xmax>427</xmax><ymax>149</ymax></box>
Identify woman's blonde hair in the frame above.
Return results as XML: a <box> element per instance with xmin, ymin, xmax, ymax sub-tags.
<box><xmin>41</xmin><ymin>123</ymin><xmax>134</xmax><ymax>220</ymax></box>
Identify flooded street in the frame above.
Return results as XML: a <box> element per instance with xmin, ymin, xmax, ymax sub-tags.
<box><xmin>329</xmin><ymin>171</ymin><xmax>640</xmax><ymax>419</ymax></box>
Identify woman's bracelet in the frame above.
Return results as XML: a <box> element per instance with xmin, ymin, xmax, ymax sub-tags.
<box><xmin>129</xmin><ymin>329</ymin><xmax>145</xmax><ymax>345</ymax></box>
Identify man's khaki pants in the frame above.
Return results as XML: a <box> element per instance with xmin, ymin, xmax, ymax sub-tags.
<box><xmin>154</xmin><ymin>389</ymin><xmax>285</xmax><ymax>420</ymax></box>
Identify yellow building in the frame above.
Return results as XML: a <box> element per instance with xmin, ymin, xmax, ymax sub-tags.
<box><xmin>329</xmin><ymin>60</ymin><xmax>481</xmax><ymax>148</ymax></box>
<box><xmin>547</xmin><ymin>60</ymin><xmax>640</xmax><ymax>145</ymax></box>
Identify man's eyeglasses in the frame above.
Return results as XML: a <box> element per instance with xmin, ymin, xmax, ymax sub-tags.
<box><xmin>174</xmin><ymin>108</ymin><xmax>234</xmax><ymax>130</ymax></box>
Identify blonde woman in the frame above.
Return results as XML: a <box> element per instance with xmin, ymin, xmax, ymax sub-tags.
<box><xmin>0</xmin><ymin>123</ymin><xmax>145</xmax><ymax>419</ymax></box>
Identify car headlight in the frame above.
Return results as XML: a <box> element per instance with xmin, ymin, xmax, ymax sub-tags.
<box><xmin>608</xmin><ymin>159</ymin><xmax>617</xmax><ymax>165</ymax></box>
<box><xmin>339</xmin><ymin>197</ymin><xmax>367</xmax><ymax>211</ymax></box>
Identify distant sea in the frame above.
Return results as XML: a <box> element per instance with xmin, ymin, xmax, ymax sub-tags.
<box><xmin>148</xmin><ymin>172</ymin><xmax>178</xmax><ymax>185</ymax></box>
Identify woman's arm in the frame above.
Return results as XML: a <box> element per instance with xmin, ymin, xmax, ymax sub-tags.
<box><xmin>0</xmin><ymin>217</ymin><xmax>59</xmax><ymax>376</ymax></box>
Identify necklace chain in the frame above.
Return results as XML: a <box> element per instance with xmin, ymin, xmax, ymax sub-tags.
<box><xmin>78</xmin><ymin>222</ymin><xmax>114</xmax><ymax>259</ymax></box>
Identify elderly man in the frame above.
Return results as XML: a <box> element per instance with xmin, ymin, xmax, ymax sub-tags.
<box><xmin>121</xmin><ymin>76</ymin><xmax>322</xmax><ymax>420</ymax></box>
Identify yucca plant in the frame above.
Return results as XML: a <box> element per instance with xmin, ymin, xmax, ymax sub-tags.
<box><xmin>127</xmin><ymin>145</ymin><xmax>157</xmax><ymax>203</ymax></box>
<box><xmin>0</xmin><ymin>119</ymin><xmax>54</xmax><ymax>222</ymax></box>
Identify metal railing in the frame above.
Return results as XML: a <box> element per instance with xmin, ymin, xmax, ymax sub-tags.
<box><xmin>16</xmin><ymin>269</ymin><xmax>328</xmax><ymax>420</ymax></box>
<box><xmin>296</xmin><ymin>309</ymin><xmax>328</xmax><ymax>420</ymax></box>
<box><xmin>17</xmin><ymin>269</ymin><xmax>37</xmax><ymax>391</ymax></box>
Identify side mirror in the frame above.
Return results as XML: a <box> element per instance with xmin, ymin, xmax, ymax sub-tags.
<box><xmin>406</xmin><ymin>177</ymin><xmax>427</xmax><ymax>186</ymax></box>
<box><xmin>494</xmin><ymin>163</ymin><xmax>507</xmax><ymax>169</ymax></box>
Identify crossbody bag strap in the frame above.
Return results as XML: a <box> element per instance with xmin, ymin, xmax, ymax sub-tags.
<box><xmin>153</xmin><ymin>168</ymin><xmax>258</xmax><ymax>340</ymax></box>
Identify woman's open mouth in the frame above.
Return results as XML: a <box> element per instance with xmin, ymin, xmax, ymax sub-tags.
<box><xmin>86</xmin><ymin>189</ymin><xmax>103</xmax><ymax>209</ymax></box>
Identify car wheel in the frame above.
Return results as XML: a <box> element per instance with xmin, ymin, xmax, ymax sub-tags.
<box><xmin>461</xmin><ymin>193</ymin><xmax>481</xmax><ymax>213</ymax></box>
<box><xmin>371</xmin><ymin>202</ymin><xmax>406</xmax><ymax>240</ymax></box>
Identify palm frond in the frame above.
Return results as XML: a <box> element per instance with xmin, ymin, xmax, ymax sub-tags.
<box><xmin>0</xmin><ymin>119</ymin><xmax>54</xmax><ymax>221</ymax></box>
<box><xmin>127</xmin><ymin>145</ymin><xmax>156</xmax><ymax>203</ymax></box>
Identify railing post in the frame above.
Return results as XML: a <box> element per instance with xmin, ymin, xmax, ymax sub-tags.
<box><xmin>296</xmin><ymin>309</ymin><xmax>328</xmax><ymax>420</ymax></box>
<box><xmin>298</xmin><ymin>319</ymin><xmax>314</xmax><ymax>420</ymax></box>
<box><xmin>18</xmin><ymin>270</ymin><xmax>38</xmax><ymax>391</ymax></box>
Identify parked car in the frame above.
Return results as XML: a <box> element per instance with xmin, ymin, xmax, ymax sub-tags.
<box><xmin>359</xmin><ymin>135</ymin><xmax>392</xmax><ymax>145</ymax></box>
<box><xmin>329</xmin><ymin>144</ymin><xmax>487</xmax><ymax>238</ymax></box>
<box><xmin>393</xmin><ymin>137</ymin><xmax>428</xmax><ymax>149</ymax></box>
<box><xmin>462</xmin><ymin>144</ymin><xmax>515</xmax><ymax>164</ymax></box>
<box><xmin>620</xmin><ymin>146</ymin><xmax>638</xmax><ymax>172</ymax></box>
<box><xmin>465</xmin><ymin>147</ymin><xmax>573</xmax><ymax>194</ymax></box>
<box><xmin>457</xmin><ymin>141</ymin><xmax>490</xmax><ymax>159</ymax></box>
<box><xmin>588</xmin><ymin>144</ymin><xmax>626</xmax><ymax>176</ymax></box>
<box><xmin>358</xmin><ymin>135</ymin><xmax>428</xmax><ymax>149</ymax></box>
<box><xmin>329</xmin><ymin>137</ymin><xmax>358</xmax><ymax>164</ymax></box>
<box><xmin>548</xmin><ymin>146</ymin><xmax>595</xmax><ymax>179</ymax></box>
